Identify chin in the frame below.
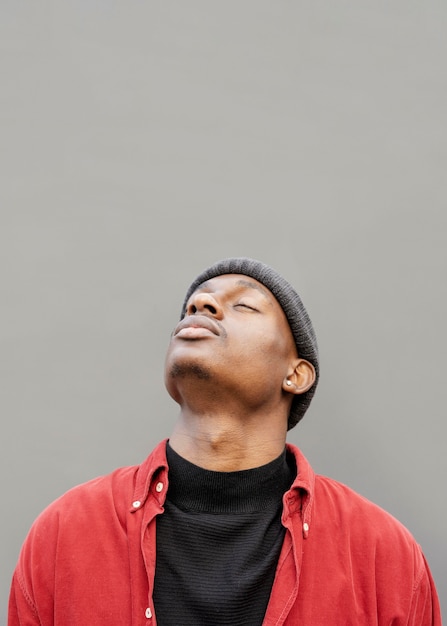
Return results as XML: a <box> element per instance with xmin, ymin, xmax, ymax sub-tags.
<box><xmin>164</xmin><ymin>360</ymin><xmax>213</xmax><ymax>404</ymax></box>
<box><xmin>169</xmin><ymin>362</ymin><xmax>212</xmax><ymax>380</ymax></box>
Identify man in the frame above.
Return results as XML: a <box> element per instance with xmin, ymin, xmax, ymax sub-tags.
<box><xmin>9</xmin><ymin>257</ymin><xmax>441</xmax><ymax>625</ymax></box>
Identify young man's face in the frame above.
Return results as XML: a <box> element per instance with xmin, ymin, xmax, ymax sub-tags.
<box><xmin>164</xmin><ymin>274</ymin><xmax>302</xmax><ymax>409</ymax></box>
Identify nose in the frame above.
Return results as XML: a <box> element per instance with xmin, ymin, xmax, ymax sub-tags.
<box><xmin>186</xmin><ymin>292</ymin><xmax>223</xmax><ymax>318</ymax></box>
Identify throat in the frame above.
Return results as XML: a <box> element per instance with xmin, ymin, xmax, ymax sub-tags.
<box><xmin>169</xmin><ymin>417</ymin><xmax>286</xmax><ymax>471</ymax></box>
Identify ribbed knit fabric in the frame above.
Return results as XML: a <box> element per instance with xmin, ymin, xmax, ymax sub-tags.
<box><xmin>153</xmin><ymin>443</ymin><xmax>296</xmax><ymax>626</ymax></box>
<box><xmin>180</xmin><ymin>257</ymin><xmax>319</xmax><ymax>429</ymax></box>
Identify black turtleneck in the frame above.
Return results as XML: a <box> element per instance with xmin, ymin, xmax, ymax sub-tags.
<box><xmin>153</xmin><ymin>442</ymin><xmax>295</xmax><ymax>626</ymax></box>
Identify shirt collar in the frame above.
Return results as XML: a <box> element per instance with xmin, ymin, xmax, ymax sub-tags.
<box><xmin>130</xmin><ymin>439</ymin><xmax>169</xmax><ymax>512</ymax></box>
<box><xmin>130</xmin><ymin>439</ymin><xmax>315</xmax><ymax>538</ymax></box>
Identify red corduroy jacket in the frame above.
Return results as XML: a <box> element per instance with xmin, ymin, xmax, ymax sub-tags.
<box><xmin>9</xmin><ymin>440</ymin><xmax>441</xmax><ymax>625</ymax></box>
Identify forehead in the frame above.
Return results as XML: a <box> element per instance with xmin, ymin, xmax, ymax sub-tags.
<box><xmin>192</xmin><ymin>274</ymin><xmax>274</xmax><ymax>301</ymax></box>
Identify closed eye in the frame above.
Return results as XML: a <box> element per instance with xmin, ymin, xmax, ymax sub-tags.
<box><xmin>234</xmin><ymin>302</ymin><xmax>258</xmax><ymax>312</ymax></box>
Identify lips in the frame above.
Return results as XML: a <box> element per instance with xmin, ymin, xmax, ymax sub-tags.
<box><xmin>174</xmin><ymin>315</ymin><xmax>221</xmax><ymax>337</ymax></box>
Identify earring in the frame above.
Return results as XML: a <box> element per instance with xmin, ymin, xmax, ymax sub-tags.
<box><xmin>286</xmin><ymin>380</ymin><xmax>292</xmax><ymax>387</ymax></box>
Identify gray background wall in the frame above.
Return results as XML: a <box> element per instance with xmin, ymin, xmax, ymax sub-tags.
<box><xmin>1</xmin><ymin>1</ymin><xmax>445</xmax><ymax>620</ymax></box>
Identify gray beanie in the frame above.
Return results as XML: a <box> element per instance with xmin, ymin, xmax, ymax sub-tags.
<box><xmin>180</xmin><ymin>257</ymin><xmax>319</xmax><ymax>429</ymax></box>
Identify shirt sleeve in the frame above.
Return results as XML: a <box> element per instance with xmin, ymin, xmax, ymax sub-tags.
<box><xmin>7</xmin><ymin>506</ymin><xmax>58</xmax><ymax>626</ymax></box>
<box><xmin>408</xmin><ymin>553</ymin><xmax>442</xmax><ymax>626</ymax></box>
<box><xmin>8</xmin><ymin>570</ymin><xmax>41</xmax><ymax>626</ymax></box>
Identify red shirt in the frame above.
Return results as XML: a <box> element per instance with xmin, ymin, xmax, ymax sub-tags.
<box><xmin>9</xmin><ymin>440</ymin><xmax>441</xmax><ymax>625</ymax></box>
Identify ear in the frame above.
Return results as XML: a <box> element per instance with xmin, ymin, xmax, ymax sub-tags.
<box><xmin>282</xmin><ymin>359</ymin><xmax>316</xmax><ymax>395</ymax></box>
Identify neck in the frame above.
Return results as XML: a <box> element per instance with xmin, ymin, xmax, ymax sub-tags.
<box><xmin>169</xmin><ymin>409</ymin><xmax>287</xmax><ymax>471</ymax></box>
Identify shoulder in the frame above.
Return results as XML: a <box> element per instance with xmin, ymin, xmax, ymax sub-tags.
<box><xmin>288</xmin><ymin>444</ymin><xmax>424</xmax><ymax>572</ymax></box>
<box><xmin>285</xmin><ymin>447</ymin><xmax>441</xmax><ymax>623</ymax></box>
<box><xmin>19</xmin><ymin>439</ymin><xmax>168</xmax><ymax>545</ymax></box>
<box><xmin>312</xmin><ymin>473</ymin><xmax>425</xmax><ymax>574</ymax></box>
<box><xmin>314</xmin><ymin>473</ymin><xmax>411</xmax><ymax>534</ymax></box>
<box><xmin>288</xmin><ymin>443</ymin><xmax>416</xmax><ymax>549</ymax></box>
<box><xmin>310</xmin><ymin>475</ymin><xmax>442</xmax><ymax>621</ymax></box>
<box><xmin>22</xmin><ymin>464</ymin><xmax>138</xmax><ymax>544</ymax></box>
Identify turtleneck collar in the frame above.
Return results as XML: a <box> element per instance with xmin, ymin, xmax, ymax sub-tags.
<box><xmin>165</xmin><ymin>442</ymin><xmax>295</xmax><ymax>514</ymax></box>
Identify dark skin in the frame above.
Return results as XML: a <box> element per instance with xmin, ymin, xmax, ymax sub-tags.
<box><xmin>165</xmin><ymin>274</ymin><xmax>316</xmax><ymax>471</ymax></box>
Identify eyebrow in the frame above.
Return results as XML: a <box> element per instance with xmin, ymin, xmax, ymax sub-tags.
<box><xmin>196</xmin><ymin>278</ymin><xmax>272</xmax><ymax>301</ymax></box>
<box><xmin>235</xmin><ymin>279</ymin><xmax>271</xmax><ymax>300</ymax></box>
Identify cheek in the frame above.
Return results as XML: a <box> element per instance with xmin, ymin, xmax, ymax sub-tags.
<box><xmin>235</xmin><ymin>329</ymin><xmax>291</xmax><ymax>363</ymax></box>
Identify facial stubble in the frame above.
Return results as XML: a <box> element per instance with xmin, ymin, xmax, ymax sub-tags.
<box><xmin>169</xmin><ymin>362</ymin><xmax>212</xmax><ymax>381</ymax></box>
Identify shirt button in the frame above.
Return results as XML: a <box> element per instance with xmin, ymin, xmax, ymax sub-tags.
<box><xmin>145</xmin><ymin>607</ymin><xmax>152</xmax><ymax>618</ymax></box>
<box><xmin>155</xmin><ymin>482</ymin><xmax>164</xmax><ymax>493</ymax></box>
<box><xmin>132</xmin><ymin>500</ymin><xmax>141</xmax><ymax>508</ymax></box>
<box><xmin>303</xmin><ymin>522</ymin><xmax>309</xmax><ymax>532</ymax></box>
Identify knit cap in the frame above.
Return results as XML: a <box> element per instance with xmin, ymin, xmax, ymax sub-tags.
<box><xmin>181</xmin><ymin>257</ymin><xmax>319</xmax><ymax>429</ymax></box>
